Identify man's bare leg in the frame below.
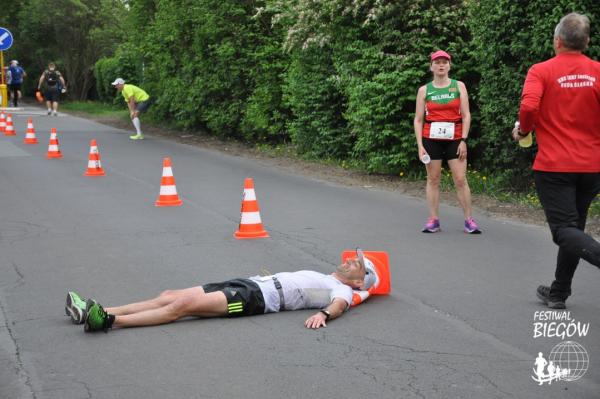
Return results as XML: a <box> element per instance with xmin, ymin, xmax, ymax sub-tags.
<box><xmin>105</xmin><ymin>287</ymin><xmax>206</xmax><ymax>316</ymax></box>
<box><xmin>110</xmin><ymin>288</ymin><xmax>229</xmax><ymax>328</ymax></box>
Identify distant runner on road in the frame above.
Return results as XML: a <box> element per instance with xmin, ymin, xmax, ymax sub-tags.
<box><xmin>37</xmin><ymin>62</ymin><xmax>66</xmax><ymax>116</ymax></box>
<box><xmin>7</xmin><ymin>60</ymin><xmax>26</xmax><ymax>107</ymax></box>
<box><xmin>514</xmin><ymin>12</ymin><xmax>600</xmax><ymax>309</ymax></box>
<box><xmin>66</xmin><ymin>249</ymin><xmax>378</xmax><ymax>333</ymax></box>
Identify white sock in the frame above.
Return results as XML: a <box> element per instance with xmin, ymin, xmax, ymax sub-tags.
<box><xmin>132</xmin><ymin>117</ymin><xmax>142</xmax><ymax>134</ymax></box>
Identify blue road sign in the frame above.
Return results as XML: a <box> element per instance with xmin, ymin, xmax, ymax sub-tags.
<box><xmin>0</xmin><ymin>27</ymin><xmax>14</xmax><ymax>51</ymax></box>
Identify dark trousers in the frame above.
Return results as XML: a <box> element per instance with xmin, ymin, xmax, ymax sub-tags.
<box><xmin>9</xmin><ymin>85</ymin><xmax>20</xmax><ymax>106</ymax></box>
<box><xmin>534</xmin><ymin>171</ymin><xmax>600</xmax><ymax>299</ymax></box>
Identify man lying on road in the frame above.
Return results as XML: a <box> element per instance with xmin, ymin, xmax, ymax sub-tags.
<box><xmin>66</xmin><ymin>249</ymin><xmax>377</xmax><ymax>332</ymax></box>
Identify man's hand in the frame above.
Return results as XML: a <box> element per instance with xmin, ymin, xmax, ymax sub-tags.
<box><xmin>304</xmin><ymin>312</ymin><xmax>327</xmax><ymax>329</ymax></box>
<box><xmin>512</xmin><ymin>126</ymin><xmax>524</xmax><ymax>141</ymax></box>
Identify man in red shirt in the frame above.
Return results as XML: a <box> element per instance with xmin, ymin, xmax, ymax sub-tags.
<box><xmin>513</xmin><ymin>13</ymin><xmax>600</xmax><ymax>309</ymax></box>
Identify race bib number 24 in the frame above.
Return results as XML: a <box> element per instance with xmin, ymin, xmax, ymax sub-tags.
<box><xmin>429</xmin><ymin>122</ymin><xmax>455</xmax><ymax>140</ymax></box>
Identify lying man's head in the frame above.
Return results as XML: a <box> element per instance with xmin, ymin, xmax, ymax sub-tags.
<box><xmin>334</xmin><ymin>249</ymin><xmax>378</xmax><ymax>290</ymax></box>
<box><xmin>335</xmin><ymin>256</ymin><xmax>366</xmax><ymax>288</ymax></box>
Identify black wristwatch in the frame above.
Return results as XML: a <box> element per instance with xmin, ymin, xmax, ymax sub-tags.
<box><xmin>320</xmin><ymin>309</ymin><xmax>331</xmax><ymax>321</ymax></box>
<box><xmin>460</xmin><ymin>137</ymin><xmax>468</xmax><ymax>143</ymax></box>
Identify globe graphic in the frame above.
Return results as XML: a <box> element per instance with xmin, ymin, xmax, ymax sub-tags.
<box><xmin>548</xmin><ymin>341</ymin><xmax>589</xmax><ymax>381</ymax></box>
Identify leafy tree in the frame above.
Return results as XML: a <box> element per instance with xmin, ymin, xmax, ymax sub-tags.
<box><xmin>16</xmin><ymin>0</ymin><xmax>127</xmax><ymax>99</ymax></box>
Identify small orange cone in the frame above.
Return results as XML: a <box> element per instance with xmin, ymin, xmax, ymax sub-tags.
<box><xmin>84</xmin><ymin>139</ymin><xmax>105</xmax><ymax>176</ymax></box>
<box><xmin>234</xmin><ymin>178</ymin><xmax>269</xmax><ymax>239</ymax></box>
<box><xmin>4</xmin><ymin>114</ymin><xmax>16</xmax><ymax>136</ymax></box>
<box><xmin>155</xmin><ymin>158</ymin><xmax>183</xmax><ymax>206</ymax></box>
<box><xmin>47</xmin><ymin>128</ymin><xmax>63</xmax><ymax>159</ymax></box>
<box><xmin>24</xmin><ymin>118</ymin><xmax>39</xmax><ymax>144</ymax></box>
<box><xmin>0</xmin><ymin>111</ymin><xmax>6</xmax><ymax>133</ymax></box>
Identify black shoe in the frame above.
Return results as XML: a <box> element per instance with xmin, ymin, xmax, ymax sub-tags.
<box><xmin>536</xmin><ymin>285</ymin><xmax>566</xmax><ymax>309</ymax></box>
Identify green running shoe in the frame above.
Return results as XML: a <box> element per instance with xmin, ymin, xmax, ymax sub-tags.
<box><xmin>84</xmin><ymin>299</ymin><xmax>111</xmax><ymax>333</ymax></box>
<box><xmin>129</xmin><ymin>134</ymin><xmax>144</xmax><ymax>140</ymax></box>
<box><xmin>65</xmin><ymin>291</ymin><xmax>87</xmax><ymax>324</ymax></box>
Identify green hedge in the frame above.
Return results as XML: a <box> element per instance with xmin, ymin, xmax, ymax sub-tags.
<box><xmin>91</xmin><ymin>0</ymin><xmax>599</xmax><ymax>187</ymax></box>
<box><xmin>94</xmin><ymin>45</ymin><xmax>144</xmax><ymax>104</ymax></box>
<box><xmin>470</xmin><ymin>0</ymin><xmax>600</xmax><ymax>188</ymax></box>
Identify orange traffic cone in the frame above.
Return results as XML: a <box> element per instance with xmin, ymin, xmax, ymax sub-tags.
<box><xmin>24</xmin><ymin>118</ymin><xmax>39</xmax><ymax>144</ymax></box>
<box><xmin>234</xmin><ymin>178</ymin><xmax>269</xmax><ymax>239</ymax></box>
<box><xmin>4</xmin><ymin>114</ymin><xmax>16</xmax><ymax>136</ymax></box>
<box><xmin>84</xmin><ymin>139</ymin><xmax>105</xmax><ymax>176</ymax></box>
<box><xmin>47</xmin><ymin>128</ymin><xmax>63</xmax><ymax>159</ymax></box>
<box><xmin>0</xmin><ymin>111</ymin><xmax>6</xmax><ymax>133</ymax></box>
<box><xmin>341</xmin><ymin>250</ymin><xmax>391</xmax><ymax>308</ymax></box>
<box><xmin>155</xmin><ymin>157</ymin><xmax>183</xmax><ymax>206</ymax></box>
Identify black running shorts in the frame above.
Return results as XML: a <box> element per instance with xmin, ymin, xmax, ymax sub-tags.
<box><xmin>203</xmin><ymin>278</ymin><xmax>265</xmax><ymax>317</ymax></box>
<box><xmin>422</xmin><ymin>137</ymin><xmax>461</xmax><ymax>161</ymax></box>
<box><xmin>44</xmin><ymin>86</ymin><xmax>60</xmax><ymax>102</ymax></box>
<box><xmin>135</xmin><ymin>99</ymin><xmax>152</xmax><ymax>113</ymax></box>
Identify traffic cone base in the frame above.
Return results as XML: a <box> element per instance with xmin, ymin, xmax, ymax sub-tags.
<box><xmin>234</xmin><ymin>229</ymin><xmax>269</xmax><ymax>239</ymax></box>
<box><xmin>234</xmin><ymin>178</ymin><xmax>269</xmax><ymax>239</ymax></box>
<box><xmin>85</xmin><ymin>168</ymin><xmax>105</xmax><ymax>176</ymax></box>
<box><xmin>47</xmin><ymin>151</ymin><xmax>63</xmax><ymax>159</ymax></box>
<box><xmin>155</xmin><ymin>198</ymin><xmax>183</xmax><ymax>207</ymax></box>
<box><xmin>155</xmin><ymin>158</ymin><xmax>183</xmax><ymax>206</ymax></box>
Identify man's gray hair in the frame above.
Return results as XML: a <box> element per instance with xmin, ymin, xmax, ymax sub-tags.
<box><xmin>554</xmin><ymin>13</ymin><xmax>590</xmax><ymax>51</ymax></box>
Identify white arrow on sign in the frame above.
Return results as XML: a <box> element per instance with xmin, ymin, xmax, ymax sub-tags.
<box><xmin>0</xmin><ymin>32</ymin><xmax>9</xmax><ymax>45</ymax></box>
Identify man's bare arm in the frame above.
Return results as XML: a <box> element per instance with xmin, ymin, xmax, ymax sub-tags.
<box><xmin>304</xmin><ymin>297</ymin><xmax>348</xmax><ymax>329</ymax></box>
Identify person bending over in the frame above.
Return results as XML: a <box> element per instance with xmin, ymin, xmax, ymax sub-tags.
<box><xmin>111</xmin><ymin>78</ymin><xmax>152</xmax><ymax>140</ymax></box>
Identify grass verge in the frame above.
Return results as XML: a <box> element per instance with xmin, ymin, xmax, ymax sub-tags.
<box><xmin>61</xmin><ymin>101</ymin><xmax>129</xmax><ymax>118</ymax></box>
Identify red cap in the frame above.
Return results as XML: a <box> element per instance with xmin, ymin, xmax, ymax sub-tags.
<box><xmin>430</xmin><ymin>50</ymin><xmax>451</xmax><ymax>61</ymax></box>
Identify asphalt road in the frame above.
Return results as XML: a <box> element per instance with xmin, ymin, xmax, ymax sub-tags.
<box><xmin>1</xmin><ymin>106</ymin><xmax>598</xmax><ymax>399</ymax></box>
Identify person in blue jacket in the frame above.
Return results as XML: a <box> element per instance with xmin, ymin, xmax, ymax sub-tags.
<box><xmin>7</xmin><ymin>60</ymin><xmax>27</xmax><ymax>107</ymax></box>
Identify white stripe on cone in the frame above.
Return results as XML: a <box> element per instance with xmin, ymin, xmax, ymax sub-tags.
<box><xmin>162</xmin><ymin>167</ymin><xmax>173</xmax><ymax>177</ymax></box>
<box><xmin>159</xmin><ymin>185</ymin><xmax>178</xmax><ymax>195</ymax></box>
<box><xmin>48</xmin><ymin>145</ymin><xmax>59</xmax><ymax>151</ymax></box>
<box><xmin>240</xmin><ymin>211</ymin><xmax>262</xmax><ymax>224</ymax></box>
<box><xmin>88</xmin><ymin>160</ymin><xmax>102</xmax><ymax>168</ymax></box>
<box><xmin>243</xmin><ymin>189</ymin><xmax>256</xmax><ymax>201</ymax></box>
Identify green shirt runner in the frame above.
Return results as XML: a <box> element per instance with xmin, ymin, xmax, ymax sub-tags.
<box><xmin>121</xmin><ymin>84</ymin><xmax>149</xmax><ymax>103</ymax></box>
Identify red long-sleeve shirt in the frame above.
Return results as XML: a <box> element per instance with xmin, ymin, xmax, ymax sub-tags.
<box><xmin>519</xmin><ymin>52</ymin><xmax>600</xmax><ymax>172</ymax></box>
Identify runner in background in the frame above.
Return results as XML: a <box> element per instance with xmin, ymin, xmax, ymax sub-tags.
<box><xmin>414</xmin><ymin>50</ymin><xmax>481</xmax><ymax>234</ymax></box>
<box><xmin>7</xmin><ymin>60</ymin><xmax>26</xmax><ymax>107</ymax></box>
<box><xmin>37</xmin><ymin>63</ymin><xmax>66</xmax><ymax>116</ymax></box>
